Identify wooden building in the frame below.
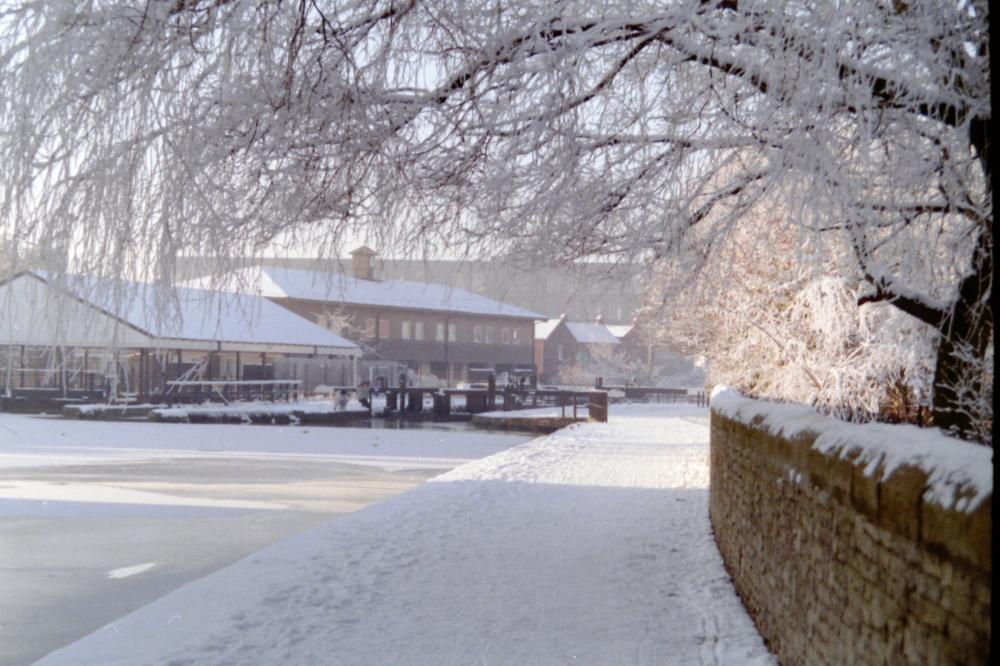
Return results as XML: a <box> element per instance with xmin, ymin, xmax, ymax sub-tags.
<box><xmin>534</xmin><ymin>315</ymin><xmax>621</xmax><ymax>384</ymax></box>
<box><xmin>192</xmin><ymin>247</ymin><xmax>543</xmax><ymax>386</ymax></box>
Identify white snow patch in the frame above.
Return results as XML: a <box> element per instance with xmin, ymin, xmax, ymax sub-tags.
<box><xmin>107</xmin><ymin>563</ymin><xmax>157</xmax><ymax>579</ymax></box>
<box><xmin>711</xmin><ymin>386</ymin><xmax>992</xmax><ymax>512</ymax></box>
<box><xmin>151</xmin><ymin>399</ymin><xmax>367</xmax><ymax>421</ymax></box>
<box><xmin>0</xmin><ymin>481</ymin><xmax>281</xmax><ymax>511</ymax></box>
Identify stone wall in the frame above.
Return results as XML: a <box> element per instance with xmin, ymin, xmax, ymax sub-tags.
<box><xmin>709</xmin><ymin>401</ymin><xmax>991</xmax><ymax>665</ymax></box>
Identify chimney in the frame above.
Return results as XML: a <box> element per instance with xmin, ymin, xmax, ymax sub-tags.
<box><xmin>350</xmin><ymin>245</ymin><xmax>377</xmax><ymax>281</ymax></box>
<box><xmin>596</xmin><ymin>315</ymin><xmax>605</xmax><ymax>325</ymax></box>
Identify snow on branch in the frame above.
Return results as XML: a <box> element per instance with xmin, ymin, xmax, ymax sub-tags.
<box><xmin>857</xmin><ymin>270</ymin><xmax>949</xmax><ymax>329</ymax></box>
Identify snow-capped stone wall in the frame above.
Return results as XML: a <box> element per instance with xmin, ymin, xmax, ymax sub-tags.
<box><xmin>709</xmin><ymin>388</ymin><xmax>991</xmax><ymax>665</ymax></box>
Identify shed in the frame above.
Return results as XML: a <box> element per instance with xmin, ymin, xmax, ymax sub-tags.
<box><xmin>0</xmin><ymin>271</ymin><xmax>358</xmax><ymax>402</ymax></box>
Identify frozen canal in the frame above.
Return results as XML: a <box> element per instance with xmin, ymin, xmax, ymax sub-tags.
<box><xmin>0</xmin><ymin>414</ymin><xmax>529</xmax><ymax>666</ymax></box>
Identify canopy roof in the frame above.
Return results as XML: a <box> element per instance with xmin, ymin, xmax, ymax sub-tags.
<box><xmin>1</xmin><ymin>272</ymin><xmax>359</xmax><ymax>355</ymax></box>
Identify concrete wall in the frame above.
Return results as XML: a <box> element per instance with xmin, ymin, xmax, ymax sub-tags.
<box><xmin>709</xmin><ymin>403</ymin><xmax>991</xmax><ymax>665</ymax></box>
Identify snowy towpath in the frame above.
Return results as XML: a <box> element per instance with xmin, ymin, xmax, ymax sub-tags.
<box><xmin>41</xmin><ymin>404</ymin><xmax>773</xmax><ymax>665</ymax></box>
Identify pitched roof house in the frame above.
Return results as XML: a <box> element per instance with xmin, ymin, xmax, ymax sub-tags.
<box><xmin>534</xmin><ymin>315</ymin><xmax>621</xmax><ymax>383</ymax></box>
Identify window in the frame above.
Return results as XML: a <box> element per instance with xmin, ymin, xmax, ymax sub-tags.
<box><xmin>448</xmin><ymin>323</ymin><xmax>457</xmax><ymax>342</ymax></box>
<box><xmin>556</xmin><ymin>344</ymin><xmax>564</xmax><ymax>361</ymax></box>
<box><xmin>317</xmin><ymin>313</ymin><xmax>329</xmax><ymax>329</ymax></box>
<box><xmin>414</xmin><ymin>322</ymin><xmax>425</xmax><ymax>341</ymax></box>
<box><xmin>364</xmin><ymin>318</ymin><xmax>376</xmax><ymax>338</ymax></box>
<box><xmin>473</xmin><ymin>325</ymin><xmax>484</xmax><ymax>343</ymax></box>
<box><xmin>484</xmin><ymin>326</ymin><xmax>494</xmax><ymax>344</ymax></box>
<box><xmin>500</xmin><ymin>327</ymin><xmax>511</xmax><ymax>344</ymax></box>
<box><xmin>401</xmin><ymin>320</ymin><xmax>413</xmax><ymax>340</ymax></box>
<box><xmin>436</xmin><ymin>322</ymin><xmax>445</xmax><ymax>341</ymax></box>
<box><xmin>379</xmin><ymin>318</ymin><xmax>389</xmax><ymax>339</ymax></box>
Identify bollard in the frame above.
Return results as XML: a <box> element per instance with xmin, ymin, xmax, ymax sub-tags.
<box><xmin>433</xmin><ymin>392</ymin><xmax>451</xmax><ymax>417</ymax></box>
<box><xmin>588</xmin><ymin>391</ymin><xmax>608</xmax><ymax>422</ymax></box>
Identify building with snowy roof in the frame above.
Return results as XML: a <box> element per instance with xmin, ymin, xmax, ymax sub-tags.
<box><xmin>534</xmin><ymin>315</ymin><xmax>623</xmax><ymax>384</ymax></box>
<box><xmin>176</xmin><ymin>252</ymin><xmax>645</xmax><ymax>325</ymax></box>
<box><xmin>0</xmin><ymin>270</ymin><xmax>359</xmax><ymax>407</ymax></box>
<box><xmin>189</xmin><ymin>247</ymin><xmax>544</xmax><ymax>386</ymax></box>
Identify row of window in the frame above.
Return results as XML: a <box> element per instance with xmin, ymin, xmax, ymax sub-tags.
<box><xmin>316</xmin><ymin>312</ymin><xmax>530</xmax><ymax>345</ymax></box>
<box><xmin>349</xmin><ymin>318</ymin><xmax>528</xmax><ymax>344</ymax></box>
<box><xmin>395</xmin><ymin>320</ymin><xmax>457</xmax><ymax>342</ymax></box>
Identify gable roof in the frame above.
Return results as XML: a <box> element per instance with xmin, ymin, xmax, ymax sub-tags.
<box><xmin>535</xmin><ymin>318</ymin><xmax>621</xmax><ymax>345</ymax></box>
<box><xmin>15</xmin><ymin>271</ymin><xmax>358</xmax><ymax>355</ymax></box>
<box><xmin>565</xmin><ymin>322</ymin><xmax>620</xmax><ymax>345</ymax></box>
<box><xmin>606</xmin><ymin>324</ymin><xmax>634</xmax><ymax>339</ymax></box>
<box><xmin>191</xmin><ymin>267</ymin><xmax>544</xmax><ymax>320</ymax></box>
<box><xmin>534</xmin><ymin>318</ymin><xmax>565</xmax><ymax>340</ymax></box>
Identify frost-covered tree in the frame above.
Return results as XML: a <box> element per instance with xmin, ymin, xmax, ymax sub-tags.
<box><xmin>0</xmin><ymin>0</ymin><xmax>990</xmax><ymax>439</ymax></box>
<box><xmin>554</xmin><ymin>341</ymin><xmax>646</xmax><ymax>387</ymax></box>
<box><xmin>642</xmin><ymin>215</ymin><xmax>974</xmax><ymax>436</ymax></box>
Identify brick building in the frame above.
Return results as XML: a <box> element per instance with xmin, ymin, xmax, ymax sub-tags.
<box><xmin>196</xmin><ymin>247</ymin><xmax>542</xmax><ymax>386</ymax></box>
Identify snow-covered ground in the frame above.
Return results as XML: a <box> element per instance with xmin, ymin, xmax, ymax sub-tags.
<box><xmin>38</xmin><ymin>404</ymin><xmax>773</xmax><ymax>665</ymax></box>
<box><xmin>0</xmin><ymin>413</ymin><xmax>525</xmax><ymax>472</ymax></box>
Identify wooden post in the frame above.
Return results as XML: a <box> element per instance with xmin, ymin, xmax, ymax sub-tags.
<box><xmin>398</xmin><ymin>372</ymin><xmax>407</xmax><ymax>411</ymax></box>
<box><xmin>588</xmin><ymin>391</ymin><xmax>608</xmax><ymax>422</ymax></box>
<box><xmin>139</xmin><ymin>349</ymin><xmax>149</xmax><ymax>402</ymax></box>
<box><xmin>57</xmin><ymin>347</ymin><xmax>67</xmax><ymax>396</ymax></box>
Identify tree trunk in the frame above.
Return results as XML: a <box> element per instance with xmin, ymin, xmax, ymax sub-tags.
<box><xmin>931</xmin><ymin>226</ymin><xmax>992</xmax><ymax>441</ymax></box>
